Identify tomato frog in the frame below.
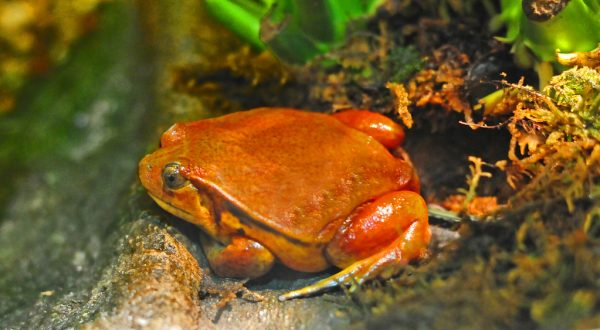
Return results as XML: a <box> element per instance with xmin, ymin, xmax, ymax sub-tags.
<box><xmin>139</xmin><ymin>108</ymin><xmax>430</xmax><ymax>300</ymax></box>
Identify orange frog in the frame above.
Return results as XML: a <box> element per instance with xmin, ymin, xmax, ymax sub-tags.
<box><xmin>139</xmin><ymin>108</ymin><xmax>430</xmax><ymax>300</ymax></box>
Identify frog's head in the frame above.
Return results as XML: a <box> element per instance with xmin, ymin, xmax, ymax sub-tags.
<box><xmin>139</xmin><ymin>123</ymin><xmax>214</xmax><ymax>228</ymax></box>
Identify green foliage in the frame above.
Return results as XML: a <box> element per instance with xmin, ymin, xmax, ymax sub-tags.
<box><xmin>496</xmin><ymin>0</ymin><xmax>600</xmax><ymax>67</ymax></box>
<box><xmin>205</xmin><ymin>0</ymin><xmax>276</xmax><ymax>50</ymax></box>
<box><xmin>204</xmin><ymin>0</ymin><xmax>385</xmax><ymax>64</ymax></box>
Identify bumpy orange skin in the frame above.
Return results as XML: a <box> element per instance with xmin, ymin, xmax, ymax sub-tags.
<box><xmin>139</xmin><ymin>108</ymin><xmax>430</xmax><ymax>299</ymax></box>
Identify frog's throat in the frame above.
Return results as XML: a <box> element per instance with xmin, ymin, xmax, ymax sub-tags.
<box><xmin>148</xmin><ymin>193</ymin><xmax>197</xmax><ymax>224</ymax></box>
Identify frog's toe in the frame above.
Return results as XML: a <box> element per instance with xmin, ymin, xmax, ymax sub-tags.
<box><xmin>278</xmin><ymin>264</ymin><xmax>357</xmax><ymax>301</ymax></box>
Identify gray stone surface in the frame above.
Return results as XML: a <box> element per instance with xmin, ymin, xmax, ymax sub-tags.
<box><xmin>0</xmin><ymin>2</ymin><xmax>362</xmax><ymax>328</ymax></box>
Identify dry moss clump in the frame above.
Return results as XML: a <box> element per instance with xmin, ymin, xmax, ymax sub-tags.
<box><xmin>357</xmin><ymin>66</ymin><xmax>600</xmax><ymax>329</ymax></box>
<box><xmin>501</xmin><ymin>66</ymin><xmax>600</xmax><ymax>212</ymax></box>
<box><xmin>407</xmin><ymin>45</ymin><xmax>472</xmax><ymax>118</ymax></box>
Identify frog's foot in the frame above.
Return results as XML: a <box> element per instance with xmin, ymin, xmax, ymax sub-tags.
<box><xmin>279</xmin><ymin>234</ymin><xmax>412</xmax><ymax>301</ymax></box>
<box><xmin>201</xmin><ymin>234</ymin><xmax>275</xmax><ymax>279</ymax></box>
<box><xmin>279</xmin><ymin>190</ymin><xmax>430</xmax><ymax>301</ymax></box>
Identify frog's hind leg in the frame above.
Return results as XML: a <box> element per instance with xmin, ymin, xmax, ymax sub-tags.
<box><xmin>332</xmin><ymin>109</ymin><xmax>405</xmax><ymax>149</ymax></box>
<box><xmin>278</xmin><ymin>190</ymin><xmax>430</xmax><ymax>301</ymax></box>
<box><xmin>332</xmin><ymin>109</ymin><xmax>420</xmax><ymax>192</ymax></box>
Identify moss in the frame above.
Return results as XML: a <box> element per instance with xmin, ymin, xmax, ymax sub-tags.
<box><xmin>387</xmin><ymin>46</ymin><xmax>424</xmax><ymax>83</ymax></box>
<box><xmin>357</xmin><ymin>205</ymin><xmax>600</xmax><ymax>328</ymax></box>
<box><xmin>355</xmin><ymin>60</ymin><xmax>600</xmax><ymax>330</ymax></box>
<box><xmin>499</xmin><ymin>67</ymin><xmax>600</xmax><ymax>210</ymax></box>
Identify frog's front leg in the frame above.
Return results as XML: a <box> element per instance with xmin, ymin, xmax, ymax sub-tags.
<box><xmin>279</xmin><ymin>190</ymin><xmax>430</xmax><ymax>301</ymax></box>
<box><xmin>201</xmin><ymin>233</ymin><xmax>275</xmax><ymax>279</ymax></box>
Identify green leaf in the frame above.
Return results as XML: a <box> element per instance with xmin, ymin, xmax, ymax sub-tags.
<box><xmin>205</xmin><ymin>0</ymin><xmax>276</xmax><ymax>50</ymax></box>
<box><xmin>205</xmin><ymin>0</ymin><xmax>386</xmax><ymax>64</ymax></box>
<box><xmin>498</xmin><ymin>0</ymin><xmax>600</xmax><ymax>63</ymax></box>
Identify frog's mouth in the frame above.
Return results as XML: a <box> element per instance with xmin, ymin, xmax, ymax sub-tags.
<box><xmin>147</xmin><ymin>192</ymin><xmax>197</xmax><ymax>224</ymax></box>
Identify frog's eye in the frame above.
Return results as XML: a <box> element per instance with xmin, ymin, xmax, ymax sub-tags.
<box><xmin>162</xmin><ymin>163</ymin><xmax>188</xmax><ymax>190</ymax></box>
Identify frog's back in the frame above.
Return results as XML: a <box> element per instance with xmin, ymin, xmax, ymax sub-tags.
<box><xmin>182</xmin><ymin>108</ymin><xmax>409</xmax><ymax>244</ymax></box>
